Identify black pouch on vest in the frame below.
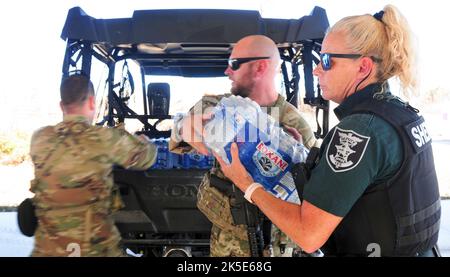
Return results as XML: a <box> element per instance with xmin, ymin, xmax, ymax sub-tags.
<box><xmin>291</xmin><ymin>147</ymin><xmax>320</xmax><ymax>200</ymax></box>
<box><xmin>209</xmin><ymin>174</ymin><xmax>234</xmax><ymax>197</ymax></box>
<box><xmin>17</xmin><ymin>198</ymin><xmax>38</xmax><ymax>237</ymax></box>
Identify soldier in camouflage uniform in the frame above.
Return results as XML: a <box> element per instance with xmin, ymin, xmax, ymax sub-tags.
<box><xmin>169</xmin><ymin>35</ymin><xmax>320</xmax><ymax>257</ymax></box>
<box><xmin>29</xmin><ymin>75</ymin><xmax>157</xmax><ymax>257</ymax></box>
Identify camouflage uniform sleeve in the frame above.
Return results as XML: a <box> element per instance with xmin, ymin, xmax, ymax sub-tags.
<box><xmin>29</xmin><ymin>127</ymin><xmax>43</xmax><ymax>161</ymax></box>
<box><xmin>108</xmin><ymin>128</ymin><xmax>157</xmax><ymax>170</ymax></box>
<box><xmin>168</xmin><ymin>94</ymin><xmax>225</xmax><ymax>154</ymax></box>
<box><xmin>29</xmin><ymin>126</ymin><xmax>53</xmax><ymax>193</ymax></box>
<box><xmin>281</xmin><ymin>102</ymin><xmax>321</xmax><ymax>150</ymax></box>
<box><xmin>29</xmin><ymin>126</ymin><xmax>52</xmax><ymax>157</ymax></box>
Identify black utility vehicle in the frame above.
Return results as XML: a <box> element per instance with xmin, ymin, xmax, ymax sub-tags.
<box><xmin>60</xmin><ymin>6</ymin><xmax>329</xmax><ymax>256</ymax></box>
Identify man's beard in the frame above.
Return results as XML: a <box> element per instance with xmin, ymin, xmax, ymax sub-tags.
<box><xmin>231</xmin><ymin>83</ymin><xmax>252</xmax><ymax>98</ymax></box>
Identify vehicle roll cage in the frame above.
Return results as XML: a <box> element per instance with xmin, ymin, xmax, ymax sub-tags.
<box><xmin>61</xmin><ymin>6</ymin><xmax>330</xmax><ymax>139</ymax></box>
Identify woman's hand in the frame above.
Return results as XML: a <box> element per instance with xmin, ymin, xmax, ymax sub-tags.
<box><xmin>212</xmin><ymin>142</ymin><xmax>254</xmax><ymax>192</ymax></box>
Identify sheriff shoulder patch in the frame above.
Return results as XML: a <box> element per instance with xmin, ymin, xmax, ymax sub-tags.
<box><xmin>326</xmin><ymin>127</ymin><xmax>371</xmax><ymax>173</ymax></box>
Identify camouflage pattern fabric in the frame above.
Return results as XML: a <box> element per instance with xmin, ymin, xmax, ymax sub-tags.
<box><xmin>169</xmin><ymin>94</ymin><xmax>319</xmax><ymax>257</ymax></box>
<box><xmin>29</xmin><ymin>115</ymin><xmax>157</xmax><ymax>257</ymax></box>
<box><xmin>210</xmin><ymin>225</ymin><xmax>250</xmax><ymax>257</ymax></box>
<box><xmin>270</xmin><ymin>224</ymin><xmax>299</xmax><ymax>257</ymax></box>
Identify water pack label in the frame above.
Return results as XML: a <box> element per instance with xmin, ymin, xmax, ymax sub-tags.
<box><xmin>222</xmin><ymin>121</ymin><xmax>296</xmax><ymax>201</ymax></box>
<box><xmin>253</xmin><ymin>141</ymin><xmax>289</xmax><ymax>177</ymax></box>
<box><xmin>203</xmin><ymin>95</ymin><xmax>308</xmax><ymax>203</ymax></box>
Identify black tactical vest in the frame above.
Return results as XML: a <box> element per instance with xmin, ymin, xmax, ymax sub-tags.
<box><xmin>322</xmin><ymin>84</ymin><xmax>441</xmax><ymax>256</ymax></box>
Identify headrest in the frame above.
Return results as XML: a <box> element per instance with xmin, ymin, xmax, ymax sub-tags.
<box><xmin>147</xmin><ymin>83</ymin><xmax>170</xmax><ymax>115</ymax></box>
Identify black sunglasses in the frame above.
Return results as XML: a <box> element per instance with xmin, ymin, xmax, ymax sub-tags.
<box><xmin>319</xmin><ymin>53</ymin><xmax>382</xmax><ymax>71</ymax></box>
<box><xmin>228</xmin><ymin>57</ymin><xmax>270</xmax><ymax>71</ymax></box>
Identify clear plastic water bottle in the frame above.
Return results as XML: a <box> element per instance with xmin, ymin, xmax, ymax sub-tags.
<box><xmin>204</xmin><ymin>96</ymin><xmax>308</xmax><ymax>203</ymax></box>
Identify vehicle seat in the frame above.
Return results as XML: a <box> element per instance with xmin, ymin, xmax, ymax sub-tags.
<box><xmin>147</xmin><ymin>83</ymin><xmax>170</xmax><ymax>116</ymax></box>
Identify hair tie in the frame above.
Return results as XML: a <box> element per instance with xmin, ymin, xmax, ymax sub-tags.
<box><xmin>373</xmin><ymin>11</ymin><xmax>385</xmax><ymax>22</ymax></box>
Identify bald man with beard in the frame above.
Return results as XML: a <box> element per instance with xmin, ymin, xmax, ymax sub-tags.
<box><xmin>169</xmin><ymin>35</ymin><xmax>319</xmax><ymax>256</ymax></box>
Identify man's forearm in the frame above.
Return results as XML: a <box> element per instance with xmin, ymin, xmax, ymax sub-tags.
<box><xmin>179</xmin><ymin>114</ymin><xmax>210</xmax><ymax>155</ymax></box>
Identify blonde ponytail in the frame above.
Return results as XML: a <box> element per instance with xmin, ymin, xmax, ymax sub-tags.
<box><xmin>329</xmin><ymin>4</ymin><xmax>417</xmax><ymax>95</ymax></box>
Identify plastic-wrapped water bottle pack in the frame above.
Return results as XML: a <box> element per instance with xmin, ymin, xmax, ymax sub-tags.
<box><xmin>150</xmin><ymin>138</ymin><xmax>214</xmax><ymax>170</ymax></box>
<box><xmin>203</xmin><ymin>95</ymin><xmax>309</xmax><ymax>203</ymax></box>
